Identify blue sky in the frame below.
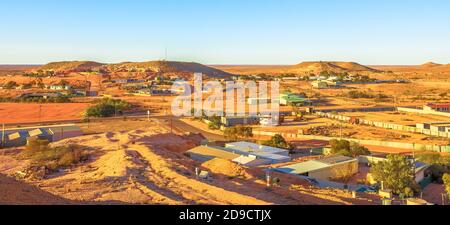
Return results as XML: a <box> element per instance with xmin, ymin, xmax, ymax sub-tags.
<box><xmin>0</xmin><ymin>0</ymin><xmax>449</xmax><ymax>65</ymax></box>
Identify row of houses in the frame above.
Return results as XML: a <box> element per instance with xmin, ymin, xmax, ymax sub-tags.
<box><xmin>0</xmin><ymin>124</ymin><xmax>83</xmax><ymax>148</ymax></box>
<box><xmin>186</xmin><ymin>141</ymin><xmax>291</xmax><ymax>166</ymax></box>
<box><xmin>315</xmin><ymin>110</ymin><xmax>450</xmax><ymax>139</ymax></box>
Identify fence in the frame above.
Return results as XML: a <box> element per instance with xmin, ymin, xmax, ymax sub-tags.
<box><xmin>253</xmin><ymin>130</ymin><xmax>450</xmax><ymax>153</ymax></box>
<box><xmin>398</xmin><ymin>107</ymin><xmax>450</xmax><ymax>118</ymax></box>
<box><xmin>314</xmin><ymin>111</ymin><xmax>450</xmax><ymax>139</ymax></box>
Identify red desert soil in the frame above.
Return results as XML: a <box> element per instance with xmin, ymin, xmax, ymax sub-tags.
<box><xmin>0</xmin><ymin>120</ymin><xmax>378</xmax><ymax>205</ymax></box>
<box><xmin>0</xmin><ymin>103</ymin><xmax>90</xmax><ymax>124</ymax></box>
<box><xmin>0</xmin><ymin>174</ymin><xmax>71</xmax><ymax>205</ymax></box>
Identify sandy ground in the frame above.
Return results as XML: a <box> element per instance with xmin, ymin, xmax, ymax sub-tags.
<box><xmin>0</xmin><ymin>103</ymin><xmax>89</xmax><ymax>124</ymax></box>
<box><xmin>342</xmin><ymin>111</ymin><xmax>450</xmax><ymax>125</ymax></box>
<box><xmin>0</xmin><ymin>174</ymin><xmax>72</xmax><ymax>205</ymax></box>
<box><xmin>422</xmin><ymin>183</ymin><xmax>446</xmax><ymax>205</ymax></box>
<box><xmin>0</xmin><ymin>122</ymin><xmax>378</xmax><ymax>205</ymax></box>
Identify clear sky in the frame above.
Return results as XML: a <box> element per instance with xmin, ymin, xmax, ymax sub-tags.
<box><xmin>0</xmin><ymin>0</ymin><xmax>449</xmax><ymax>65</ymax></box>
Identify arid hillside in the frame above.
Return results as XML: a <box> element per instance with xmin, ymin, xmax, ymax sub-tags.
<box><xmin>372</xmin><ymin>62</ymin><xmax>450</xmax><ymax>80</ymax></box>
<box><xmin>0</xmin><ymin>120</ymin><xmax>377</xmax><ymax>205</ymax></box>
<box><xmin>213</xmin><ymin>61</ymin><xmax>379</xmax><ymax>75</ymax></box>
<box><xmin>0</xmin><ymin>174</ymin><xmax>72</xmax><ymax>205</ymax></box>
<box><xmin>26</xmin><ymin>60</ymin><xmax>232</xmax><ymax>79</ymax></box>
<box><xmin>32</xmin><ymin>61</ymin><xmax>105</xmax><ymax>73</ymax></box>
<box><xmin>287</xmin><ymin>61</ymin><xmax>379</xmax><ymax>74</ymax></box>
<box><xmin>108</xmin><ymin>61</ymin><xmax>232</xmax><ymax>78</ymax></box>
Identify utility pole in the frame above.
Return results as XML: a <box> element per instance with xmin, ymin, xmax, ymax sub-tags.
<box><xmin>39</xmin><ymin>105</ymin><xmax>42</xmax><ymax>125</ymax></box>
<box><xmin>1</xmin><ymin>124</ymin><xmax>5</xmax><ymax>150</ymax></box>
<box><xmin>170</xmin><ymin>115</ymin><xmax>173</xmax><ymax>134</ymax></box>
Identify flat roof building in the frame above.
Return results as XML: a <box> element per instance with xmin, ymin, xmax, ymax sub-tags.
<box><xmin>273</xmin><ymin>155</ymin><xmax>358</xmax><ymax>180</ymax></box>
<box><xmin>186</xmin><ymin>145</ymin><xmax>240</xmax><ymax>162</ymax></box>
<box><xmin>424</xmin><ymin>103</ymin><xmax>450</xmax><ymax>112</ymax></box>
<box><xmin>224</xmin><ymin>141</ymin><xmax>291</xmax><ymax>164</ymax></box>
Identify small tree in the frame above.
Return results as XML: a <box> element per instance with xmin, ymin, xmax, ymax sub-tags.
<box><xmin>371</xmin><ymin>154</ymin><xmax>419</xmax><ymax>197</ymax></box>
<box><xmin>223</xmin><ymin>125</ymin><xmax>253</xmax><ymax>141</ymax></box>
<box><xmin>264</xmin><ymin>134</ymin><xmax>293</xmax><ymax>150</ymax></box>
<box><xmin>3</xmin><ymin>81</ymin><xmax>18</xmax><ymax>89</ymax></box>
<box><xmin>329</xmin><ymin>139</ymin><xmax>370</xmax><ymax>157</ymax></box>
<box><xmin>443</xmin><ymin>173</ymin><xmax>450</xmax><ymax>196</ymax></box>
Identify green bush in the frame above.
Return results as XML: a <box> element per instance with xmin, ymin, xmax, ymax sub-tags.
<box><xmin>370</xmin><ymin>154</ymin><xmax>420</xmax><ymax>196</ymax></box>
<box><xmin>85</xmin><ymin>98</ymin><xmax>131</xmax><ymax>117</ymax></box>
<box><xmin>329</xmin><ymin>139</ymin><xmax>370</xmax><ymax>157</ymax></box>
<box><xmin>21</xmin><ymin>140</ymin><xmax>88</xmax><ymax>173</ymax></box>
<box><xmin>443</xmin><ymin>173</ymin><xmax>450</xmax><ymax>196</ymax></box>
<box><xmin>263</xmin><ymin>134</ymin><xmax>293</xmax><ymax>150</ymax></box>
<box><xmin>223</xmin><ymin>125</ymin><xmax>253</xmax><ymax>141</ymax></box>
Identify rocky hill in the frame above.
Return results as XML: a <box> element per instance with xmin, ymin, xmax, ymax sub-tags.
<box><xmin>33</xmin><ymin>61</ymin><xmax>105</xmax><ymax>72</ymax></box>
<box><xmin>108</xmin><ymin>60</ymin><xmax>232</xmax><ymax>78</ymax></box>
<box><xmin>286</xmin><ymin>61</ymin><xmax>379</xmax><ymax>74</ymax></box>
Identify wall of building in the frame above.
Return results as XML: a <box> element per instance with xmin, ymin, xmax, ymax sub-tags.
<box><xmin>308</xmin><ymin>160</ymin><xmax>359</xmax><ymax>180</ymax></box>
<box><xmin>398</xmin><ymin>107</ymin><xmax>450</xmax><ymax>118</ymax></box>
<box><xmin>315</xmin><ymin>111</ymin><xmax>450</xmax><ymax>139</ymax></box>
<box><xmin>253</xmin><ymin>130</ymin><xmax>450</xmax><ymax>153</ymax></box>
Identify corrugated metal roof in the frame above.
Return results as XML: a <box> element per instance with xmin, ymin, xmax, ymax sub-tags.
<box><xmin>28</xmin><ymin>129</ymin><xmax>43</xmax><ymax>137</ymax></box>
<box><xmin>274</xmin><ymin>161</ymin><xmax>330</xmax><ymax>174</ymax></box>
<box><xmin>226</xmin><ymin>141</ymin><xmax>288</xmax><ymax>154</ymax></box>
<box><xmin>316</xmin><ymin>155</ymin><xmax>354</xmax><ymax>165</ymax></box>
<box><xmin>187</xmin><ymin>146</ymin><xmax>240</xmax><ymax>160</ymax></box>
<box><xmin>8</xmin><ymin>132</ymin><xmax>21</xmax><ymax>140</ymax></box>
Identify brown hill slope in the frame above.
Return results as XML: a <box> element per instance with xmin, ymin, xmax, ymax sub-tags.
<box><xmin>287</xmin><ymin>61</ymin><xmax>379</xmax><ymax>74</ymax></box>
<box><xmin>421</xmin><ymin>62</ymin><xmax>443</xmax><ymax>68</ymax></box>
<box><xmin>0</xmin><ymin>174</ymin><xmax>72</xmax><ymax>205</ymax></box>
<box><xmin>108</xmin><ymin>61</ymin><xmax>232</xmax><ymax>78</ymax></box>
<box><xmin>33</xmin><ymin>61</ymin><xmax>105</xmax><ymax>72</ymax></box>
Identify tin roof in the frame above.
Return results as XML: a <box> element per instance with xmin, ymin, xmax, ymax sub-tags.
<box><xmin>187</xmin><ymin>146</ymin><xmax>240</xmax><ymax>160</ymax></box>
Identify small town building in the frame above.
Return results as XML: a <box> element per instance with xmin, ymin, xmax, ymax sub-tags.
<box><xmin>424</xmin><ymin>103</ymin><xmax>450</xmax><ymax>112</ymax></box>
<box><xmin>273</xmin><ymin>155</ymin><xmax>358</xmax><ymax>180</ymax></box>
<box><xmin>259</xmin><ymin>116</ymin><xmax>280</xmax><ymax>126</ymax></box>
<box><xmin>0</xmin><ymin>124</ymin><xmax>83</xmax><ymax>148</ymax></box>
<box><xmin>232</xmin><ymin>155</ymin><xmax>272</xmax><ymax>167</ymax></box>
<box><xmin>220</xmin><ymin>116</ymin><xmax>260</xmax><ymax>127</ymax></box>
<box><xmin>311</xmin><ymin>81</ymin><xmax>329</xmax><ymax>89</ymax></box>
<box><xmin>224</xmin><ymin>141</ymin><xmax>291</xmax><ymax>164</ymax></box>
<box><xmin>279</xmin><ymin>92</ymin><xmax>312</xmax><ymax>106</ymax></box>
<box><xmin>50</xmin><ymin>85</ymin><xmax>72</xmax><ymax>91</ymax></box>
<box><xmin>247</xmin><ymin>98</ymin><xmax>276</xmax><ymax>105</ymax></box>
<box><xmin>186</xmin><ymin>145</ymin><xmax>240</xmax><ymax>162</ymax></box>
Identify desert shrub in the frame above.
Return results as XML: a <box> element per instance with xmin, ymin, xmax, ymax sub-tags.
<box><xmin>417</xmin><ymin>152</ymin><xmax>450</xmax><ymax>183</ymax></box>
<box><xmin>25</xmin><ymin>139</ymin><xmax>50</xmax><ymax>152</ymax></box>
<box><xmin>443</xmin><ymin>173</ymin><xmax>450</xmax><ymax>196</ymax></box>
<box><xmin>21</xmin><ymin>141</ymin><xmax>88</xmax><ymax>173</ymax></box>
<box><xmin>85</xmin><ymin>98</ymin><xmax>131</xmax><ymax>117</ymax></box>
<box><xmin>0</xmin><ymin>96</ymin><xmax>71</xmax><ymax>103</ymax></box>
<box><xmin>2</xmin><ymin>81</ymin><xmax>18</xmax><ymax>89</ymax></box>
<box><xmin>329</xmin><ymin>139</ymin><xmax>370</xmax><ymax>157</ymax></box>
<box><xmin>223</xmin><ymin>125</ymin><xmax>253</xmax><ymax>141</ymax></box>
<box><xmin>263</xmin><ymin>134</ymin><xmax>293</xmax><ymax>150</ymax></box>
<box><xmin>343</xmin><ymin>90</ymin><xmax>389</xmax><ymax>99</ymax></box>
<box><xmin>206</xmin><ymin>115</ymin><xmax>222</xmax><ymax>130</ymax></box>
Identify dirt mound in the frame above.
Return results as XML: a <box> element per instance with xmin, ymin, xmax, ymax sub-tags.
<box><xmin>108</xmin><ymin>60</ymin><xmax>232</xmax><ymax>78</ymax></box>
<box><xmin>201</xmin><ymin>158</ymin><xmax>248</xmax><ymax>178</ymax></box>
<box><xmin>421</xmin><ymin>62</ymin><xmax>442</xmax><ymax>68</ymax></box>
<box><xmin>288</xmin><ymin>61</ymin><xmax>379</xmax><ymax>74</ymax></box>
<box><xmin>34</xmin><ymin>61</ymin><xmax>105</xmax><ymax>72</ymax></box>
<box><xmin>0</xmin><ymin>174</ymin><xmax>71</xmax><ymax>205</ymax></box>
